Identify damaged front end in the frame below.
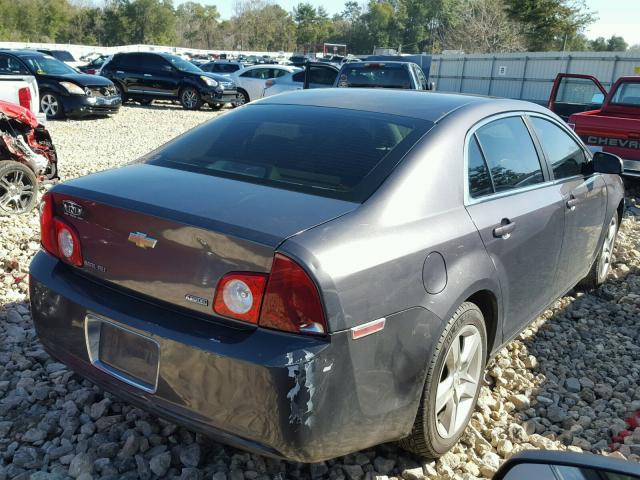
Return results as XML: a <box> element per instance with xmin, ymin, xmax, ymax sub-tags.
<box><xmin>0</xmin><ymin>100</ymin><xmax>58</xmax><ymax>215</ymax></box>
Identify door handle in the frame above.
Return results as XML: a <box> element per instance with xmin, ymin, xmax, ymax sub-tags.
<box><xmin>116</xmin><ymin>70</ymin><xmax>124</xmax><ymax>74</ymax></box>
<box><xmin>493</xmin><ymin>219</ymin><xmax>516</xmax><ymax>239</ymax></box>
<box><xmin>143</xmin><ymin>74</ymin><xmax>152</xmax><ymax>77</ymax></box>
<box><xmin>566</xmin><ymin>196</ymin><xmax>579</xmax><ymax>211</ymax></box>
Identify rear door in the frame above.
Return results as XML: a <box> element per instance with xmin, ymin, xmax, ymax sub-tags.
<box><xmin>527</xmin><ymin>114</ymin><xmax>607</xmax><ymax>291</ymax></box>
<box><xmin>548</xmin><ymin>74</ymin><xmax>608</xmax><ymax>121</ymax></box>
<box><xmin>238</xmin><ymin>67</ymin><xmax>273</xmax><ymax>101</ymax></box>
<box><xmin>110</xmin><ymin>54</ymin><xmax>146</xmax><ymax>94</ymax></box>
<box><xmin>465</xmin><ymin>115</ymin><xmax>565</xmax><ymax>340</ymax></box>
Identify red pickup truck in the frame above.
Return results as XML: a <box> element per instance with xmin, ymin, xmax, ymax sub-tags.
<box><xmin>548</xmin><ymin>73</ymin><xmax>640</xmax><ymax>176</ymax></box>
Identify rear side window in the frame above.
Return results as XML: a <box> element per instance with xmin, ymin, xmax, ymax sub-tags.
<box><xmin>529</xmin><ymin>117</ymin><xmax>588</xmax><ymax>179</ymax></box>
<box><xmin>292</xmin><ymin>71</ymin><xmax>304</xmax><ymax>82</ymax></box>
<box><xmin>467</xmin><ymin>137</ymin><xmax>493</xmax><ymax>198</ymax></box>
<box><xmin>475</xmin><ymin>117</ymin><xmax>544</xmax><ymax>192</ymax></box>
<box><xmin>144</xmin><ymin>104</ymin><xmax>432</xmax><ymax>202</ymax></box>
<box><xmin>338</xmin><ymin>64</ymin><xmax>412</xmax><ymax>89</ymax></box>
<box><xmin>0</xmin><ymin>55</ymin><xmax>29</xmax><ymax>75</ymax></box>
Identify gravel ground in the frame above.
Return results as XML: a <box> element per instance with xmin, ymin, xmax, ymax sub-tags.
<box><xmin>1</xmin><ymin>105</ymin><xmax>640</xmax><ymax>480</ymax></box>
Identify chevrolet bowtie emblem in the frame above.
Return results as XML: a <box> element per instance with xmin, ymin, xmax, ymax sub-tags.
<box><xmin>128</xmin><ymin>232</ymin><xmax>158</xmax><ymax>249</ymax></box>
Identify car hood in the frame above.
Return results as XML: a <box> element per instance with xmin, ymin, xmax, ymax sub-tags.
<box><xmin>40</xmin><ymin>73</ymin><xmax>113</xmax><ymax>87</ymax></box>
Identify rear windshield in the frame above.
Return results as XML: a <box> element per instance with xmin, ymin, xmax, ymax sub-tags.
<box><xmin>144</xmin><ymin>104</ymin><xmax>431</xmax><ymax>202</ymax></box>
<box><xmin>52</xmin><ymin>51</ymin><xmax>75</xmax><ymax>62</ymax></box>
<box><xmin>338</xmin><ymin>64</ymin><xmax>412</xmax><ymax>89</ymax></box>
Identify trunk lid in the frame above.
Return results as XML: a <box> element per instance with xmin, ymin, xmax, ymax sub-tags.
<box><xmin>51</xmin><ymin>164</ymin><xmax>358</xmax><ymax>316</ymax></box>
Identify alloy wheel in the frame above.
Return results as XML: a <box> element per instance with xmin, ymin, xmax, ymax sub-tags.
<box><xmin>598</xmin><ymin>216</ymin><xmax>618</xmax><ymax>281</ymax></box>
<box><xmin>41</xmin><ymin>94</ymin><xmax>59</xmax><ymax>117</ymax></box>
<box><xmin>0</xmin><ymin>168</ymin><xmax>35</xmax><ymax>214</ymax></box>
<box><xmin>182</xmin><ymin>89</ymin><xmax>198</xmax><ymax>109</ymax></box>
<box><xmin>435</xmin><ymin>324</ymin><xmax>483</xmax><ymax>439</ymax></box>
<box><xmin>236</xmin><ymin>91</ymin><xmax>248</xmax><ymax>106</ymax></box>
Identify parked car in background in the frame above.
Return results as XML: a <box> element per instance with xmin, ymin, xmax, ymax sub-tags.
<box><xmin>288</xmin><ymin>54</ymin><xmax>311</xmax><ymax>66</ymax></box>
<box><xmin>36</xmin><ymin>49</ymin><xmax>85</xmax><ymax>70</ymax></box>
<box><xmin>0</xmin><ymin>50</ymin><xmax>120</xmax><ymax>119</ymax></box>
<box><xmin>78</xmin><ymin>55</ymin><xmax>111</xmax><ymax>74</ymax></box>
<box><xmin>231</xmin><ymin>64</ymin><xmax>301</xmax><ymax>105</ymax></box>
<box><xmin>29</xmin><ymin>89</ymin><xmax>624</xmax><ymax>462</ymax></box>
<box><xmin>334</xmin><ymin>61</ymin><xmax>431</xmax><ymax>90</ymax></box>
<box><xmin>262</xmin><ymin>62</ymin><xmax>338</xmax><ymax>98</ymax></box>
<box><xmin>548</xmin><ymin>73</ymin><xmax>640</xmax><ymax>176</ymax></box>
<box><xmin>0</xmin><ymin>100</ymin><xmax>57</xmax><ymax>215</ymax></box>
<box><xmin>200</xmin><ymin>61</ymin><xmax>244</xmax><ymax>77</ymax></box>
<box><xmin>0</xmin><ymin>62</ymin><xmax>41</xmax><ymax>120</ymax></box>
<box><xmin>100</xmin><ymin>52</ymin><xmax>238</xmax><ymax>110</ymax></box>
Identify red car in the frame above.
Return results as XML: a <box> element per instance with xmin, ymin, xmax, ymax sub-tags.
<box><xmin>0</xmin><ymin>100</ymin><xmax>58</xmax><ymax>215</ymax></box>
<box><xmin>548</xmin><ymin>73</ymin><xmax>640</xmax><ymax>176</ymax></box>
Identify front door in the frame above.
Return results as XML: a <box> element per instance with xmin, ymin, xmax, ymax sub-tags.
<box><xmin>548</xmin><ymin>74</ymin><xmax>608</xmax><ymax>121</ymax></box>
<box><xmin>465</xmin><ymin>115</ymin><xmax>565</xmax><ymax>340</ymax></box>
<box><xmin>139</xmin><ymin>55</ymin><xmax>178</xmax><ymax>97</ymax></box>
<box><xmin>527</xmin><ymin>115</ymin><xmax>608</xmax><ymax>291</ymax></box>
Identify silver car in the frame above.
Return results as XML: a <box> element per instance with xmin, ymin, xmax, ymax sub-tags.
<box><xmin>30</xmin><ymin>89</ymin><xmax>624</xmax><ymax>462</ymax></box>
<box><xmin>231</xmin><ymin>64</ymin><xmax>301</xmax><ymax>105</ymax></box>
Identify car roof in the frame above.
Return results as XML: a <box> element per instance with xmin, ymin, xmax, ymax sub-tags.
<box><xmin>256</xmin><ymin>89</ymin><xmax>544</xmax><ymax>123</ymax></box>
<box><xmin>4</xmin><ymin>49</ymin><xmax>47</xmax><ymax>58</ymax></box>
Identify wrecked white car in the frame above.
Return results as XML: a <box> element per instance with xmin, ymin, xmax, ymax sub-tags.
<box><xmin>0</xmin><ymin>100</ymin><xmax>57</xmax><ymax>215</ymax></box>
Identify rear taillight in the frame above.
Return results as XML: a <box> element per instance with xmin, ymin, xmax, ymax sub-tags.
<box><xmin>39</xmin><ymin>193</ymin><xmax>83</xmax><ymax>267</ymax></box>
<box><xmin>212</xmin><ymin>254</ymin><xmax>327</xmax><ymax>335</ymax></box>
<box><xmin>259</xmin><ymin>254</ymin><xmax>327</xmax><ymax>335</ymax></box>
<box><xmin>18</xmin><ymin>87</ymin><xmax>31</xmax><ymax>111</ymax></box>
<box><xmin>213</xmin><ymin>272</ymin><xmax>267</xmax><ymax>324</ymax></box>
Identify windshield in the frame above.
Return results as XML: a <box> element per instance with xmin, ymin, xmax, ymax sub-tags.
<box><xmin>338</xmin><ymin>64</ymin><xmax>412</xmax><ymax>89</ymax></box>
<box><xmin>143</xmin><ymin>104</ymin><xmax>432</xmax><ymax>202</ymax></box>
<box><xmin>52</xmin><ymin>51</ymin><xmax>75</xmax><ymax>62</ymax></box>
<box><xmin>25</xmin><ymin>56</ymin><xmax>77</xmax><ymax>75</ymax></box>
<box><xmin>163</xmin><ymin>55</ymin><xmax>202</xmax><ymax>74</ymax></box>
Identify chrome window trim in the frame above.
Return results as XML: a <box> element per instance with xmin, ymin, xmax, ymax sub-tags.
<box><xmin>463</xmin><ymin>111</ymin><xmax>551</xmax><ymax>206</ymax></box>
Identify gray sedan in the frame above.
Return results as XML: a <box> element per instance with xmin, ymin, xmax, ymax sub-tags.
<box><xmin>29</xmin><ymin>89</ymin><xmax>624</xmax><ymax>461</ymax></box>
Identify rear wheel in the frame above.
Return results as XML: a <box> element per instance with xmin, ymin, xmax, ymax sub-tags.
<box><xmin>180</xmin><ymin>87</ymin><xmax>202</xmax><ymax>110</ymax></box>
<box><xmin>400</xmin><ymin>302</ymin><xmax>486</xmax><ymax>459</ymax></box>
<box><xmin>235</xmin><ymin>89</ymin><xmax>249</xmax><ymax>106</ymax></box>
<box><xmin>138</xmin><ymin>98</ymin><xmax>153</xmax><ymax>106</ymax></box>
<box><xmin>40</xmin><ymin>92</ymin><xmax>64</xmax><ymax>120</ymax></box>
<box><xmin>579</xmin><ymin>214</ymin><xmax>618</xmax><ymax>289</ymax></box>
<box><xmin>0</xmin><ymin>161</ymin><xmax>38</xmax><ymax>215</ymax></box>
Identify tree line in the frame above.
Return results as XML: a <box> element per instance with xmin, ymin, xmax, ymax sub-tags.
<box><xmin>0</xmin><ymin>0</ymin><xmax>637</xmax><ymax>55</ymax></box>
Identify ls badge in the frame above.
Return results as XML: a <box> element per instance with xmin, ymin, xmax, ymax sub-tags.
<box><xmin>128</xmin><ymin>232</ymin><xmax>158</xmax><ymax>249</ymax></box>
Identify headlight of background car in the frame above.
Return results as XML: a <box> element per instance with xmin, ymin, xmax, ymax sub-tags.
<box><xmin>60</xmin><ymin>82</ymin><xmax>87</xmax><ymax>95</ymax></box>
<box><xmin>200</xmin><ymin>76</ymin><xmax>219</xmax><ymax>87</ymax></box>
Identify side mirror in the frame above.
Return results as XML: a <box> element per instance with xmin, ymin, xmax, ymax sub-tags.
<box><xmin>593</xmin><ymin>151</ymin><xmax>623</xmax><ymax>175</ymax></box>
<box><xmin>494</xmin><ymin>451</ymin><xmax>640</xmax><ymax>480</ymax></box>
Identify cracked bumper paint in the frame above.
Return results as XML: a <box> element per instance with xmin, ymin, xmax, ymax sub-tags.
<box><xmin>29</xmin><ymin>251</ymin><xmax>443</xmax><ymax>462</ymax></box>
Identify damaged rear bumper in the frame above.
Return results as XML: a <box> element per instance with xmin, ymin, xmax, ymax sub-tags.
<box><xmin>30</xmin><ymin>251</ymin><xmax>439</xmax><ymax>462</ymax></box>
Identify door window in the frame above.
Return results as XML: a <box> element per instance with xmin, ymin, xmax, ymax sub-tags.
<box><xmin>529</xmin><ymin>117</ymin><xmax>588</xmax><ymax>179</ymax></box>
<box><xmin>0</xmin><ymin>55</ymin><xmax>29</xmax><ymax>75</ymax></box>
<box><xmin>241</xmin><ymin>68</ymin><xmax>269</xmax><ymax>79</ymax></box>
<box><xmin>467</xmin><ymin>136</ymin><xmax>493</xmax><ymax>198</ymax></box>
<box><xmin>309</xmin><ymin>66</ymin><xmax>337</xmax><ymax>85</ymax></box>
<box><xmin>556</xmin><ymin>77</ymin><xmax>605</xmax><ymax>105</ymax></box>
<box><xmin>292</xmin><ymin>71</ymin><xmax>305</xmax><ymax>83</ymax></box>
<box><xmin>140</xmin><ymin>55</ymin><xmax>169</xmax><ymax>71</ymax></box>
<box><xmin>610</xmin><ymin>82</ymin><xmax>640</xmax><ymax>106</ymax></box>
<box><xmin>475</xmin><ymin>117</ymin><xmax>544</xmax><ymax>192</ymax></box>
<box><xmin>113</xmin><ymin>54</ymin><xmax>145</xmax><ymax>69</ymax></box>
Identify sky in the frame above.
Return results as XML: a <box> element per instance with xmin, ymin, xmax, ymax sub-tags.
<box><xmin>181</xmin><ymin>0</ymin><xmax>640</xmax><ymax>46</ymax></box>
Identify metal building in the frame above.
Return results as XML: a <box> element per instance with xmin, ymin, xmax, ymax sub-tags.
<box><xmin>429</xmin><ymin>51</ymin><xmax>640</xmax><ymax>104</ymax></box>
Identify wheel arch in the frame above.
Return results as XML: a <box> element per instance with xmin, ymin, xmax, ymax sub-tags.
<box><xmin>465</xmin><ymin>289</ymin><xmax>499</xmax><ymax>357</ymax></box>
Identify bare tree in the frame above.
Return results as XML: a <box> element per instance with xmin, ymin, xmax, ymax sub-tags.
<box><xmin>444</xmin><ymin>0</ymin><xmax>525</xmax><ymax>53</ymax></box>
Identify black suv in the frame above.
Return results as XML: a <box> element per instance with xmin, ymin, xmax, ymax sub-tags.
<box><xmin>101</xmin><ymin>52</ymin><xmax>238</xmax><ymax>110</ymax></box>
<box><xmin>0</xmin><ymin>50</ymin><xmax>120</xmax><ymax>119</ymax></box>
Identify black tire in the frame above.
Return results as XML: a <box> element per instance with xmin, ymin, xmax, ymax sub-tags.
<box><xmin>579</xmin><ymin>214</ymin><xmax>619</xmax><ymax>289</ymax></box>
<box><xmin>138</xmin><ymin>98</ymin><xmax>153</xmax><ymax>106</ymax></box>
<box><xmin>208</xmin><ymin>103</ymin><xmax>224</xmax><ymax>110</ymax></box>
<box><xmin>113</xmin><ymin>82</ymin><xmax>128</xmax><ymax>104</ymax></box>
<box><xmin>235</xmin><ymin>89</ymin><xmax>249</xmax><ymax>107</ymax></box>
<box><xmin>179</xmin><ymin>87</ymin><xmax>203</xmax><ymax>110</ymax></box>
<box><xmin>399</xmin><ymin>302</ymin><xmax>487</xmax><ymax>459</ymax></box>
<box><xmin>40</xmin><ymin>91</ymin><xmax>64</xmax><ymax>120</ymax></box>
<box><xmin>0</xmin><ymin>161</ymin><xmax>38</xmax><ymax>215</ymax></box>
